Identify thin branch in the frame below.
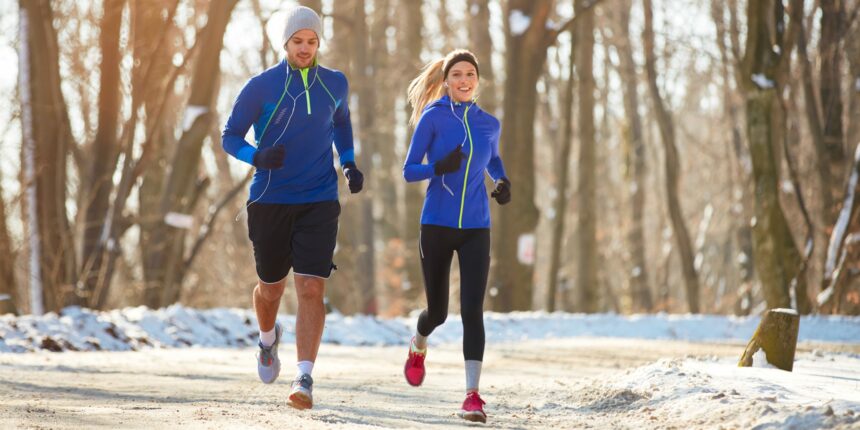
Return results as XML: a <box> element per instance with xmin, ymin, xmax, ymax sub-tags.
<box><xmin>250</xmin><ymin>0</ymin><xmax>277</xmax><ymax>66</ymax></box>
<box><xmin>552</xmin><ymin>0</ymin><xmax>607</xmax><ymax>40</ymax></box>
<box><xmin>182</xmin><ymin>170</ymin><xmax>253</xmax><ymax>276</ymax></box>
<box><xmin>133</xmin><ymin>30</ymin><xmax>204</xmax><ymax>180</ymax></box>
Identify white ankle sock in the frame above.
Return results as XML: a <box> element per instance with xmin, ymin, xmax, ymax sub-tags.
<box><xmin>259</xmin><ymin>326</ymin><xmax>277</xmax><ymax>347</ymax></box>
<box><xmin>297</xmin><ymin>360</ymin><xmax>314</xmax><ymax>377</ymax></box>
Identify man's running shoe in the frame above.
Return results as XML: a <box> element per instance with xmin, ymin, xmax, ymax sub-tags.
<box><xmin>288</xmin><ymin>373</ymin><xmax>314</xmax><ymax>409</ymax></box>
<box><xmin>457</xmin><ymin>391</ymin><xmax>487</xmax><ymax>423</ymax></box>
<box><xmin>403</xmin><ymin>337</ymin><xmax>426</xmax><ymax>387</ymax></box>
<box><xmin>256</xmin><ymin>323</ymin><xmax>282</xmax><ymax>384</ymax></box>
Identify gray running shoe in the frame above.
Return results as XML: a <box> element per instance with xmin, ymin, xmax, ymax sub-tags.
<box><xmin>256</xmin><ymin>323</ymin><xmax>282</xmax><ymax>384</ymax></box>
<box><xmin>288</xmin><ymin>373</ymin><xmax>314</xmax><ymax>409</ymax></box>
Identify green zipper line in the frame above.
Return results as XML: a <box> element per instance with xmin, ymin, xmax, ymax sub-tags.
<box><xmin>300</xmin><ymin>67</ymin><xmax>311</xmax><ymax>114</ymax></box>
<box><xmin>257</xmin><ymin>74</ymin><xmax>293</xmax><ymax>144</ymax></box>
<box><xmin>458</xmin><ymin>105</ymin><xmax>474</xmax><ymax>229</ymax></box>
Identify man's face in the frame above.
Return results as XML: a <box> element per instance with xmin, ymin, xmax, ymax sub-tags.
<box><xmin>285</xmin><ymin>29</ymin><xmax>319</xmax><ymax>68</ymax></box>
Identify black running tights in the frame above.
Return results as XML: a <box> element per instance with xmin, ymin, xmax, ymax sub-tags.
<box><xmin>416</xmin><ymin>224</ymin><xmax>490</xmax><ymax>361</ymax></box>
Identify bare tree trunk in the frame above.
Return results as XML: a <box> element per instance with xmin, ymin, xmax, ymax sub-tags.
<box><xmin>491</xmin><ymin>1</ymin><xmax>552</xmax><ymax>311</ymax></box>
<box><xmin>298</xmin><ymin>0</ymin><xmax>322</xmax><ymax>14</ymax></box>
<box><xmin>846</xmin><ymin>9</ymin><xmax>860</xmax><ymax>164</ymax></box>
<box><xmin>819</xmin><ymin>0</ymin><xmax>847</xmax><ymax>221</ymax></box>
<box><xmin>741</xmin><ymin>0</ymin><xmax>805</xmax><ymax>312</ymax></box>
<box><xmin>0</xmin><ymin>180</ymin><xmax>18</xmax><ymax>315</ymax></box>
<box><xmin>350</xmin><ymin>0</ymin><xmax>378</xmax><ymax>315</ymax></box>
<box><xmin>152</xmin><ymin>0</ymin><xmax>239</xmax><ymax>306</ymax></box>
<box><xmin>725</xmin><ymin>2</ymin><xmax>757</xmax><ymax>310</ymax></box>
<box><xmin>546</xmin><ymin>33</ymin><xmax>575</xmax><ymax>312</ymax></box>
<box><xmin>777</xmin><ymin>0</ymin><xmax>814</xmax><ymax>314</ymax></box>
<box><xmin>615</xmin><ymin>0</ymin><xmax>652</xmax><ymax>312</ymax></box>
<box><xmin>468</xmin><ymin>0</ymin><xmax>497</xmax><ymax>116</ymax></box>
<box><xmin>712</xmin><ymin>0</ymin><xmax>756</xmax><ymax>306</ymax></box>
<box><xmin>323</xmin><ymin>0</ymin><xmax>377</xmax><ymax>315</ymax></box>
<box><xmin>322</xmin><ymin>0</ymin><xmax>357</xmax><ymax>314</ymax></box>
<box><xmin>819</xmin><ymin>3</ymin><xmax>860</xmax><ymax>310</ymax></box>
<box><xmin>821</xmin><ymin>145</ymin><xmax>860</xmax><ymax>312</ymax></box>
<box><xmin>398</xmin><ymin>0</ymin><xmax>425</xmax><ymax>310</ymax></box>
<box><xmin>643</xmin><ymin>0</ymin><xmax>700</xmax><ymax>313</ymax></box>
<box><xmin>573</xmin><ymin>0</ymin><xmax>598</xmax><ymax>313</ymax></box>
<box><xmin>19</xmin><ymin>0</ymin><xmax>79</xmax><ymax>312</ymax></box>
<box><xmin>437</xmin><ymin>0</ymin><xmax>453</xmax><ymax>52</ymax></box>
<box><xmin>492</xmin><ymin>0</ymin><xmax>599</xmax><ymax>311</ymax></box>
<box><xmin>134</xmin><ymin>0</ymin><xmax>181</xmax><ymax>308</ymax></box>
<box><xmin>370</xmin><ymin>0</ymin><xmax>401</xmax><ymax>315</ymax></box>
<box><xmin>18</xmin><ymin>5</ymin><xmax>41</xmax><ymax>315</ymax></box>
<box><xmin>793</xmin><ymin>15</ymin><xmax>833</xmax><ymax>231</ymax></box>
<box><xmin>80</xmin><ymin>0</ymin><xmax>126</xmax><ymax>307</ymax></box>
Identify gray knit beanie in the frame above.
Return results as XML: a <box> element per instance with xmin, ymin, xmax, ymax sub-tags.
<box><xmin>282</xmin><ymin>6</ymin><xmax>323</xmax><ymax>46</ymax></box>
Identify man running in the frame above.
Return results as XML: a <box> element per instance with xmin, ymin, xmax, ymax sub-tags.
<box><xmin>221</xmin><ymin>5</ymin><xmax>363</xmax><ymax>410</ymax></box>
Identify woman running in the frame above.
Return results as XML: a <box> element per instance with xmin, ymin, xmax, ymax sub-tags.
<box><xmin>401</xmin><ymin>49</ymin><xmax>511</xmax><ymax>424</ymax></box>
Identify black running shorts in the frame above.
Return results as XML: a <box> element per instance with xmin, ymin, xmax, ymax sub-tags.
<box><xmin>247</xmin><ymin>200</ymin><xmax>340</xmax><ymax>283</ymax></box>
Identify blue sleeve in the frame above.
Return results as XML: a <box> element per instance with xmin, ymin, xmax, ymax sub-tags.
<box><xmin>486</xmin><ymin>120</ymin><xmax>507</xmax><ymax>181</ymax></box>
<box><xmin>222</xmin><ymin>79</ymin><xmax>260</xmax><ymax>166</ymax></box>
<box><xmin>333</xmin><ymin>76</ymin><xmax>355</xmax><ymax>166</ymax></box>
<box><xmin>403</xmin><ymin>112</ymin><xmax>436</xmax><ymax>182</ymax></box>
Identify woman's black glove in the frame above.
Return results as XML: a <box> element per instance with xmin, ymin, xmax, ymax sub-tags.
<box><xmin>253</xmin><ymin>145</ymin><xmax>286</xmax><ymax>169</ymax></box>
<box><xmin>491</xmin><ymin>177</ymin><xmax>511</xmax><ymax>205</ymax></box>
<box><xmin>434</xmin><ymin>146</ymin><xmax>465</xmax><ymax>175</ymax></box>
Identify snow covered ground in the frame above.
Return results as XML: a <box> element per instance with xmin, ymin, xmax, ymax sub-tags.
<box><xmin>1</xmin><ymin>339</ymin><xmax>858</xmax><ymax>429</ymax></box>
<box><xmin>566</xmin><ymin>354</ymin><xmax>860</xmax><ymax>429</ymax></box>
<box><xmin>1</xmin><ymin>305</ymin><xmax>858</xmax><ymax>353</ymax></box>
<box><xmin>1</xmin><ymin>306</ymin><xmax>858</xmax><ymax>428</ymax></box>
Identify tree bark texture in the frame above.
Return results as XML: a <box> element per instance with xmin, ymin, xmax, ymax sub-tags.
<box><xmin>643</xmin><ymin>0</ymin><xmax>700</xmax><ymax>313</ymax></box>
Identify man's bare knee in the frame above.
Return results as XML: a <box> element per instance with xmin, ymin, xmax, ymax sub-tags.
<box><xmin>295</xmin><ymin>276</ymin><xmax>325</xmax><ymax>302</ymax></box>
<box><xmin>258</xmin><ymin>279</ymin><xmax>286</xmax><ymax>303</ymax></box>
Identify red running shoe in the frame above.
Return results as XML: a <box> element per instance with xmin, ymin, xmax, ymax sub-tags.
<box><xmin>458</xmin><ymin>391</ymin><xmax>487</xmax><ymax>423</ymax></box>
<box><xmin>403</xmin><ymin>337</ymin><xmax>426</xmax><ymax>387</ymax></box>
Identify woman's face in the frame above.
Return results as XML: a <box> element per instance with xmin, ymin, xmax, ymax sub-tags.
<box><xmin>285</xmin><ymin>29</ymin><xmax>319</xmax><ymax>69</ymax></box>
<box><xmin>446</xmin><ymin>61</ymin><xmax>479</xmax><ymax>103</ymax></box>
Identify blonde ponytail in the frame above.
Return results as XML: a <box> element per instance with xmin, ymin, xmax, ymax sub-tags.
<box><xmin>407</xmin><ymin>59</ymin><xmax>446</xmax><ymax>127</ymax></box>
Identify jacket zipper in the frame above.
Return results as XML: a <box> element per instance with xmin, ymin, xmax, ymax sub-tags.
<box><xmin>300</xmin><ymin>67</ymin><xmax>311</xmax><ymax>114</ymax></box>
<box><xmin>458</xmin><ymin>105</ymin><xmax>474</xmax><ymax>229</ymax></box>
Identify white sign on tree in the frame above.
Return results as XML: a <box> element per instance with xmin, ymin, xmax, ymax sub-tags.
<box><xmin>517</xmin><ymin>233</ymin><xmax>535</xmax><ymax>265</ymax></box>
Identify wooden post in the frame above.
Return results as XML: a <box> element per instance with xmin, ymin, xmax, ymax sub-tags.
<box><xmin>738</xmin><ymin>308</ymin><xmax>800</xmax><ymax>371</ymax></box>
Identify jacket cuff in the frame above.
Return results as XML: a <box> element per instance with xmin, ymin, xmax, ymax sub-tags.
<box><xmin>237</xmin><ymin>146</ymin><xmax>257</xmax><ymax>166</ymax></box>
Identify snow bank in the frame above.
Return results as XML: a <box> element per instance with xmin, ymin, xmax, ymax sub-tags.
<box><xmin>0</xmin><ymin>306</ymin><xmax>858</xmax><ymax>353</ymax></box>
<box><xmin>542</xmin><ymin>353</ymin><xmax>860</xmax><ymax>429</ymax></box>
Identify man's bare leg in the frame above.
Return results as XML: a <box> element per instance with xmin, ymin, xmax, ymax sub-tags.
<box><xmin>254</xmin><ymin>278</ymin><xmax>286</xmax><ymax>384</ymax></box>
<box><xmin>254</xmin><ymin>278</ymin><xmax>285</xmax><ymax>333</ymax></box>
<box><xmin>287</xmin><ymin>274</ymin><xmax>325</xmax><ymax>409</ymax></box>
<box><xmin>294</xmin><ymin>274</ymin><xmax>326</xmax><ymax>362</ymax></box>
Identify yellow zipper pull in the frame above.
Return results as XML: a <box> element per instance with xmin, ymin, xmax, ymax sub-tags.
<box><xmin>300</xmin><ymin>68</ymin><xmax>311</xmax><ymax>114</ymax></box>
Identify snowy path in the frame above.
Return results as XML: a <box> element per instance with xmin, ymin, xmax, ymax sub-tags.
<box><xmin>1</xmin><ymin>338</ymin><xmax>858</xmax><ymax>429</ymax></box>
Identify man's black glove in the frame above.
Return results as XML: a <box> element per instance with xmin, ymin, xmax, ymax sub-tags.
<box><xmin>491</xmin><ymin>177</ymin><xmax>511</xmax><ymax>205</ymax></box>
<box><xmin>253</xmin><ymin>145</ymin><xmax>285</xmax><ymax>169</ymax></box>
<box><xmin>342</xmin><ymin>162</ymin><xmax>364</xmax><ymax>194</ymax></box>
<box><xmin>434</xmin><ymin>146</ymin><xmax>465</xmax><ymax>175</ymax></box>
